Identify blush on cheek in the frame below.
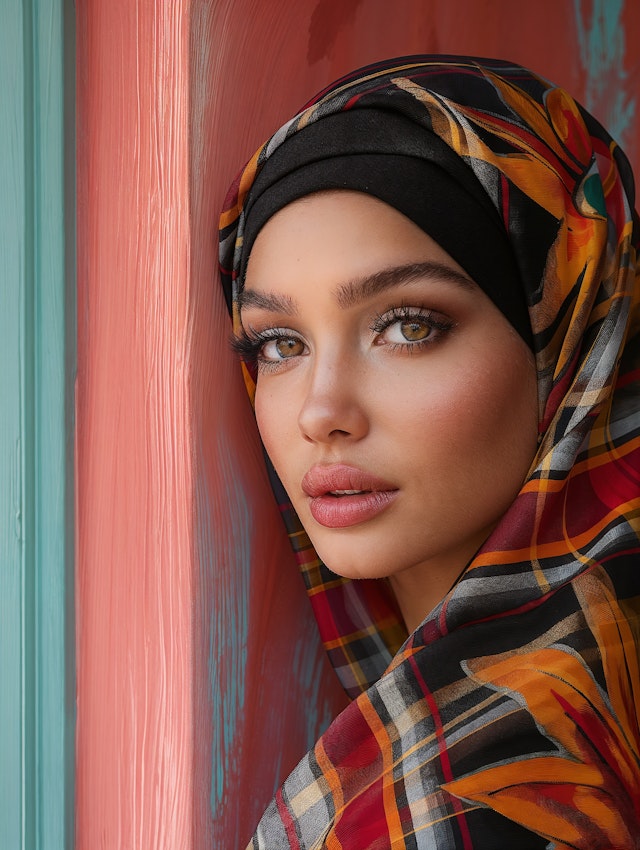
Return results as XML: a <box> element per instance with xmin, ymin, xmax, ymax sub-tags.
<box><xmin>466</xmin><ymin>361</ymin><xmax>538</xmax><ymax>482</ymax></box>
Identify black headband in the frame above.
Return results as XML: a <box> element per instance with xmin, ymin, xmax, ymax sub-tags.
<box><xmin>240</xmin><ymin>108</ymin><xmax>533</xmax><ymax>348</ymax></box>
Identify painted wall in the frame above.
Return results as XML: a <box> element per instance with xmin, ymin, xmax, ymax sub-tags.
<box><xmin>75</xmin><ymin>3</ymin><xmax>196</xmax><ymax>848</ymax></box>
<box><xmin>75</xmin><ymin>1</ymin><xmax>640</xmax><ymax>848</ymax></box>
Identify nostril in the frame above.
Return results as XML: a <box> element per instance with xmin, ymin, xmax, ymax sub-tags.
<box><xmin>298</xmin><ymin>395</ymin><xmax>369</xmax><ymax>444</ymax></box>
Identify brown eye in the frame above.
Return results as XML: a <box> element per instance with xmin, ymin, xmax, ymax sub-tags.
<box><xmin>276</xmin><ymin>337</ymin><xmax>304</xmax><ymax>357</ymax></box>
<box><xmin>261</xmin><ymin>335</ymin><xmax>306</xmax><ymax>361</ymax></box>
<box><xmin>400</xmin><ymin>319</ymin><xmax>431</xmax><ymax>341</ymax></box>
<box><xmin>372</xmin><ymin>308</ymin><xmax>453</xmax><ymax>348</ymax></box>
<box><xmin>383</xmin><ymin>317</ymin><xmax>432</xmax><ymax>344</ymax></box>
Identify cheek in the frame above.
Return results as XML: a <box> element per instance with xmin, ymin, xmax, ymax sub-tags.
<box><xmin>254</xmin><ymin>384</ymin><xmax>298</xmax><ymax>477</ymax></box>
<box><xmin>380</xmin><ymin>349</ymin><xmax>538</xmax><ymax>477</ymax></box>
<box><xmin>254</xmin><ymin>388</ymin><xmax>276</xmax><ymax>453</ymax></box>
<box><xmin>469</xmin><ymin>350</ymin><xmax>538</xmax><ymax>449</ymax></box>
<box><xmin>439</xmin><ymin>352</ymin><xmax>539</xmax><ymax>491</ymax></box>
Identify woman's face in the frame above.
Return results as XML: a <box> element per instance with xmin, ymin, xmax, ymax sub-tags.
<box><xmin>241</xmin><ymin>191</ymin><xmax>539</xmax><ymax>610</ymax></box>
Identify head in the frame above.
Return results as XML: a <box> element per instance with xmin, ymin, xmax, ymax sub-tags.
<box><xmin>239</xmin><ymin>189</ymin><xmax>538</xmax><ymax>623</ymax></box>
<box><xmin>220</xmin><ymin>55</ymin><xmax>639</xmax><ymax>652</ymax></box>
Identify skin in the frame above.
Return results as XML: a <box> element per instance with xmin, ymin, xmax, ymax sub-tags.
<box><xmin>241</xmin><ymin>190</ymin><xmax>539</xmax><ymax>633</ymax></box>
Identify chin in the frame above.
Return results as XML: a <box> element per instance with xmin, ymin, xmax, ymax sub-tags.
<box><xmin>311</xmin><ymin>538</ymin><xmax>408</xmax><ymax>582</ymax></box>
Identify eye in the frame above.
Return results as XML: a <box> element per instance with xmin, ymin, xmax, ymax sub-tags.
<box><xmin>371</xmin><ymin>306</ymin><xmax>453</xmax><ymax>349</ymax></box>
<box><xmin>383</xmin><ymin>317</ymin><xmax>433</xmax><ymax>343</ymax></box>
<box><xmin>262</xmin><ymin>335</ymin><xmax>306</xmax><ymax>360</ymax></box>
<box><xmin>231</xmin><ymin>326</ymin><xmax>308</xmax><ymax>370</ymax></box>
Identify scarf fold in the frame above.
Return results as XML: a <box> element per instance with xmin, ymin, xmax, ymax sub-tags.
<box><xmin>219</xmin><ymin>55</ymin><xmax>640</xmax><ymax>849</ymax></box>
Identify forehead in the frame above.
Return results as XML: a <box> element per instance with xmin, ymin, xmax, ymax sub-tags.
<box><xmin>239</xmin><ymin>191</ymin><xmax>480</xmax><ymax>318</ymax></box>
<box><xmin>243</xmin><ymin>190</ymin><xmax>469</xmax><ymax>289</ymax></box>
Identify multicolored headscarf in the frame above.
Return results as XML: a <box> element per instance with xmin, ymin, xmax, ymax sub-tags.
<box><xmin>219</xmin><ymin>55</ymin><xmax>640</xmax><ymax>849</ymax></box>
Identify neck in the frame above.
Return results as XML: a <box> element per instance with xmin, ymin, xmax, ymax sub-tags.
<box><xmin>388</xmin><ymin>571</ymin><xmax>455</xmax><ymax>634</ymax></box>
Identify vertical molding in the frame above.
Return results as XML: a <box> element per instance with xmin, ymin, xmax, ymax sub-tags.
<box><xmin>34</xmin><ymin>0</ymin><xmax>76</xmax><ymax>845</ymax></box>
<box><xmin>0</xmin><ymin>0</ymin><xmax>75</xmax><ymax>848</ymax></box>
<box><xmin>0</xmin><ymin>3</ymin><xmax>28</xmax><ymax>846</ymax></box>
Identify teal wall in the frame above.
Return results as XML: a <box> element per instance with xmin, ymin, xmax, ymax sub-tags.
<box><xmin>0</xmin><ymin>0</ymin><xmax>75</xmax><ymax>846</ymax></box>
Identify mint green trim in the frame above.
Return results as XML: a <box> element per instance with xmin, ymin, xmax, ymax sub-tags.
<box><xmin>0</xmin><ymin>0</ymin><xmax>75</xmax><ymax>847</ymax></box>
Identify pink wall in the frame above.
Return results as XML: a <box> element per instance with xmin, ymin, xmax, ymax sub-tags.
<box><xmin>75</xmin><ymin>2</ymin><xmax>195</xmax><ymax>847</ymax></box>
<box><xmin>76</xmin><ymin>1</ymin><xmax>640</xmax><ymax>847</ymax></box>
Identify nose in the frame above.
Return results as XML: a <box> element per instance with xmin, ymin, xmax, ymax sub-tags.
<box><xmin>297</xmin><ymin>354</ymin><xmax>369</xmax><ymax>444</ymax></box>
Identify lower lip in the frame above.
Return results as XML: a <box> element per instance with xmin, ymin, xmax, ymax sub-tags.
<box><xmin>308</xmin><ymin>490</ymin><xmax>398</xmax><ymax>528</ymax></box>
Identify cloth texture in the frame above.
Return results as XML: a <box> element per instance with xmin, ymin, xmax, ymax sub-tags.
<box><xmin>219</xmin><ymin>55</ymin><xmax>640</xmax><ymax>849</ymax></box>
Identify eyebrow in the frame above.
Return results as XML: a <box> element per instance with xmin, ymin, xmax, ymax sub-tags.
<box><xmin>336</xmin><ymin>261</ymin><xmax>476</xmax><ymax>309</ymax></box>
<box><xmin>238</xmin><ymin>288</ymin><xmax>298</xmax><ymax>315</ymax></box>
<box><xmin>238</xmin><ymin>261</ymin><xmax>476</xmax><ymax>315</ymax></box>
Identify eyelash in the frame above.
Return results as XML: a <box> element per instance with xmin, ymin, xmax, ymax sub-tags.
<box><xmin>369</xmin><ymin>306</ymin><xmax>454</xmax><ymax>349</ymax></box>
<box><xmin>231</xmin><ymin>306</ymin><xmax>454</xmax><ymax>370</ymax></box>
<box><xmin>231</xmin><ymin>326</ymin><xmax>298</xmax><ymax>368</ymax></box>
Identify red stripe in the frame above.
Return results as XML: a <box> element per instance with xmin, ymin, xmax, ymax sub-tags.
<box><xmin>501</xmin><ymin>173</ymin><xmax>510</xmax><ymax>231</ymax></box>
<box><xmin>275</xmin><ymin>787</ymin><xmax>301</xmax><ymax>850</ymax></box>
<box><xmin>616</xmin><ymin>367</ymin><xmax>640</xmax><ymax>390</ymax></box>
<box><xmin>334</xmin><ymin>777</ymin><xmax>391</xmax><ymax>847</ymax></box>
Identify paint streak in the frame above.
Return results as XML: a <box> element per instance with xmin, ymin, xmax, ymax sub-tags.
<box><xmin>200</xmin><ymin>432</ymin><xmax>251</xmax><ymax>812</ymax></box>
<box><xmin>574</xmin><ymin>0</ymin><xmax>636</xmax><ymax>150</ymax></box>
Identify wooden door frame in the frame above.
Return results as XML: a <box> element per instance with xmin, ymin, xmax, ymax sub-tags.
<box><xmin>0</xmin><ymin>0</ymin><xmax>75</xmax><ymax>846</ymax></box>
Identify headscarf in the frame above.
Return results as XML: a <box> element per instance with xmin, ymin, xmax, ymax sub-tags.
<box><xmin>236</xmin><ymin>108</ymin><xmax>532</xmax><ymax>346</ymax></box>
<box><xmin>219</xmin><ymin>55</ymin><xmax>640</xmax><ymax>849</ymax></box>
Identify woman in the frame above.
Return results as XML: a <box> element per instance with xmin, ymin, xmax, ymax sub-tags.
<box><xmin>219</xmin><ymin>55</ymin><xmax>640</xmax><ymax>848</ymax></box>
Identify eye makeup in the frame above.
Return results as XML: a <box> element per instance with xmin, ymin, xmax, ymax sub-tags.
<box><xmin>232</xmin><ymin>302</ymin><xmax>456</xmax><ymax>372</ymax></box>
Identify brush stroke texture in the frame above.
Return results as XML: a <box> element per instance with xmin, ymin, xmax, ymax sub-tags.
<box><xmin>75</xmin><ymin>2</ymin><xmax>193</xmax><ymax>848</ymax></box>
<box><xmin>574</xmin><ymin>0</ymin><xmax>636</xmax><ymax>156</ymax></box>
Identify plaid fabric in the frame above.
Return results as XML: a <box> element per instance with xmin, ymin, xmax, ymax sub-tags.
<box><xmin>219</xmin><ymin>56</ymin><xmax>640</xmax><ymax>848</ymax></box>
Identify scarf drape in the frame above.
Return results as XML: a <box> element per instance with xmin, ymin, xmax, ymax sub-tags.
<box><xmin>219</xmin><ymin>55</ymin><xmax>640</xmax><ymax>849</ymax></box>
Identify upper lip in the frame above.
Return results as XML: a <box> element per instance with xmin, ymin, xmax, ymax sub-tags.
<box><xmin>301</xmin><ymin>464</ymin><xmax>398</xmax><ymax>498</ymax></box>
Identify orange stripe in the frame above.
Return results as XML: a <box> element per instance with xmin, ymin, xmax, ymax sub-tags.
<box><xmin>520</xmin><ymin>433</ymin><xmax>640</xmax><ymax>495</ymax></box>
<box><xmin>321</xmin><ymin>616</ymin><xmax>401</xmax><ymax>651</ymax></box>
<box><xmin>306</xmin><ymin>576</ymin><xmax>346</xmax><ymax>596</ymax></box>
<box><xmin>473</xmin><ymin>497</ymin><xmax>640</xmax><ymax>566</ymax></box>
<box><xmin>314</xmin><ymin>737</ymin><xmax>344</xmax><ymax>850</ymax></box>
<box><xmin>357</xmin><ymin>697</ymin><xmax>406</xmax><ymax>843</ymax></box>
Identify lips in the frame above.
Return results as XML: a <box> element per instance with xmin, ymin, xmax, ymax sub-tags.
<box><xmin>302</xmin><ymin>464</ymin><xmax>398</xmax><ymax>528</ymax></box>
